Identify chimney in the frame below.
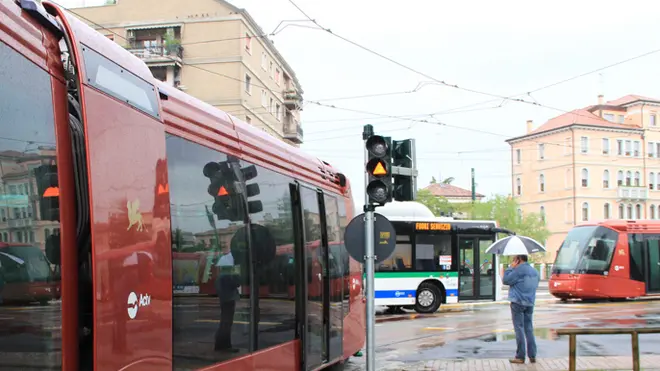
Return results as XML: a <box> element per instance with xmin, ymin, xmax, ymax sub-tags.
<box><xmin>526</xmin><ymin>120</ymin><xmax>533</xmax><ymax>133</ymax></box>
<box><xmin>598</xmin><ymin>94</ymin><xmax>604</xmax><ymax>105</ymax></box>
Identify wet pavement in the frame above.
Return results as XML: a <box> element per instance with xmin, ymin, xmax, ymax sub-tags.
<box><xmin>346</xmin><ymin>298</ymin><xmax>660</xmax><ymax>370</ymax></box>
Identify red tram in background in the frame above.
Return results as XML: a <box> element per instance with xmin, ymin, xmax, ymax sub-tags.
<box><xmin>0</xmin><ymin>1</ymin><xmax>364</xmax><ymax>370</ymax></box>
<box><xmin>550</xmin><ymin>220</ymin><xmax>660</xmax><ymax>300</ymax></box>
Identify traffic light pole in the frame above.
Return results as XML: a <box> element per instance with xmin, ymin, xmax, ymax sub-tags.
<box><xmin>363</xmin><ymin>204</ymin><xmax>376</xmax><ymax>371</ymax></box>
<box><xmin>362</xmin><ymin>124</ymin><xmax>376</xmax><ymax>371</ymax></box>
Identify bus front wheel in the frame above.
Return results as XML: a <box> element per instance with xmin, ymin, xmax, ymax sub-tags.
<box><xmin>415</xmin><ymin>283</ymin><xmax>442</xmax><ymax>313</ymax></box>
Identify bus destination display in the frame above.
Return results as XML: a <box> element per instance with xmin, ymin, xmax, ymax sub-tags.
<box><xmin>415</xmin><ymin>222</ymin><xmax>451</xmax><ymax>231</ymax></box>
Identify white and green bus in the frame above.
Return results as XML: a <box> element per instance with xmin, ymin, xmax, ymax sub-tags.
<box><xmin>373</xmin><ymin>202</ymin><xmax>503</xmax><ymax>313</ymax></box>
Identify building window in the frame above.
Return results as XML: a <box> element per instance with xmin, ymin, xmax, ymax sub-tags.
<box><xmin>603</xmin><ymin>170</ymin><xmax>609</xmax><ymax>188</ymax></box>
<box><xmin>628</xmin><ymin>204</ymin><xmax>634</xmax><ymax>219</ymax></box>
<box><xmin>245</xmin><ymin>74</ymin><xmax>252</xmax><ymax>94</ymax></box>
<box><xmin>602</xmin><ymin>138</ymin><xmax>609</xmax><ymax>155</ymax></box>
<box><xmin>657</xmin><ymin>173</ymin><xmax>660</xmax><ymax>189</ymax></box>
<box><xmin>516</xmin><ymin>177</ymin><xmax>522</xmax><ymax>196</ymax></box>
<box><xmin>269</xmin><ymin>61</ymin><xmax>274</xmax><ymax>79</ymax></box>
<box><xmin>245</xmin><ymin>33</ymin><xmax>252</xmax><ymax>53</ymax></box>
<box><xmin>581</xmin><ymin>136</ymin><xmax>588</xmax><ymax>153</ymax></box>
<box><xmin>635</xmin><ymin>171</ymin><xmax>641</xmax><ymax>186</ymax></box>
<box><xmin>618</xmin><ymin>115</ymin><xmax>625</xmax><ymax>124</ymax></box>
<box><xmin>516</xmin><ymin>149</ymin><xmax>521</xmax><ymax>164</ymax></box>
<box><xmin>566</xmin><ymin>168</ymin><xmax>572</xmax><ymax>188</ymax></box>
<box><xmin>539</xmin><ymin>174</ymin><xmax>545</xmax><ymax>192</ymax></box>
<box><xmin>581</xmin><ymin>168</ymin><xmax>589</xmax><ymax>187</ymax></box>
<box><xmin>582</xmin><ymin>202</ymin><xmax>589</xmax><ymax>221</ymax></box>
<box><xmin>636</xmin><ymin>204</ymin><xmax>642</xmax><ymax>219</ymax></box>
<box><xmin>275</xmin><ymin>68</ymin><xmax>281</xmax><ymax>85</ymax></box>
<box><xmin>603</xmin><ymin>113</ymin><xmax>614</xmax><ymax>122</ymax></box>
<box><xmin>634</xmin><ymin>141</ymin><xmax>641</xmax><ymax>157</ymax></box>
<box><xmin>651</xmin><ymin>172</ymin><xmax>655</xmax><ymax>190</ymax></box>
<box><xmin>261</xmin><ymin>90</ymin><xmax>267</xmax><ymax>107</ymax></box>
<box><xmin>617</xmin><ymin>139</ymin><xmax>623</xmax><ymax>155</ymax></box>
<box><xmin>540</xmin><ymin>206</ymin><xmax>546</xmax><ymax>223</ymax></box>
<box><xmin>269</xmin><ymin>97</ymin><xmax>274</xmax><ymax>113</ymax></box>
<box><xmin>652</xmin><ymin>113</ymin><xmax>657</xmax><ymax>126</ymax></box>
<box><xmin>626</xmin><ymin>171</ymin><xmax>632</xmax><ymax>186</ymax></box>
<box><xmin>651</xmin><ymin>205</ymin><xmax>656</xmax><ymax>219</ymax></box>
<box><xmin>564</xmin><ymin>137</ymin><xmax>571</xmax><ymax>155</ymax></box>
<box><xmin>649</xmin><ymin>142</ymin><xmax>656</xmax><ymax>158</ymax></box>
<box><xmin>261</xmin><ymin>52</ymin><xmax>267</xmax><ymax>70</ymax></box>
<box><xmin>245</xmin><ymin>116</ymin><xmax>251</xmax><ymax>124</ymax></box>
<box><xmin>604</xmin><ymin>203</ymin><xmax>611</xmax><ymax>219</ymax></box>
<box><xmin>275</xmin><ymin>104</ymin><xmax>281</xmax><ymax>121</ymax></box>
<box><xmin>538</xmin><ymin>143</ymin><xmax>545</xmax><ymax>159</ymax></box>
<box><xmin>566</xmin><ymin>202</ymin><xmax>573</xmax><ymax>223</ymax></box>
<box><xmin>625</xmin><ymin>140</ymin><xmax>632</xmax><ymax>156</ymax></box>
<box><xmin>619</xmin><ymin>204</ymin><xmax>624</xmax><ymax>219</ymax></box>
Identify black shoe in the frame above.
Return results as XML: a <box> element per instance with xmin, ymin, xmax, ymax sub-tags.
<box><xmin>530</xmin><ymin>358</ymin><xmax>536</xmax><ymax>363</ymax></box>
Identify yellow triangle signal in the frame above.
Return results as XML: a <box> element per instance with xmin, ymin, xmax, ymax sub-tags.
<box><xmin>373</xmin><ymin>161</ymin><xmax>387</xmax><ymax>176</ymax></box>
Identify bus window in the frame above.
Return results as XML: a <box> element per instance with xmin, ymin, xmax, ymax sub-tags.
<box><xmin>0</xmin><ymin>40</ymin><xmax>61</xmax><ymax>369</ymax></box>
<box><xmin>376</xmin><ymin>234</ymin><xmax>412</xmax><ymax>271</ymax></box>
<box><xmin>415</xmin><ymin>234</ymin><xmax>452</xmax><ymax>271</ymax></box>
<box><xmin>553</xmin><ymin>226</ymin><xmax>618</xmax><ymax>275</ymax></box>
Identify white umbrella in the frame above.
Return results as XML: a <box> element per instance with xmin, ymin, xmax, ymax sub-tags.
<box><xmin>484</xmin><ymin>235</ymin><xmax>546</xmax><ymax>256</ymax></box>
<box><xmin>0</xmin><ymin>251</ymin><xmax>25</xmax><ymax>264</ymax></box>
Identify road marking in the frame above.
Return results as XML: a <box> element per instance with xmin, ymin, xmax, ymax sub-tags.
<box><xmin>195</xmin><ymin>319</ymin><xmax>280</xmax><ymax>326</ymax></box>
<box><xmin>422</xmin><ymin>327</ymin><xmax>453</xmax><ymax>331</ymax></box>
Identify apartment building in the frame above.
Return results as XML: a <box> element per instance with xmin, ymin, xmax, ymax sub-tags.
<box><xmin>507</xmin><ymin>94</ymin><xmax>660</xmax><ymax>261</ymax></box>
<box><xmin>70</xmin><ymin>0</ymin><xmax>304</xmax><ymax>146</ymax></box>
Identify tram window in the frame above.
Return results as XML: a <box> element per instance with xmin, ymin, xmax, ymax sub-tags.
<box><xmin>0</xmin><ymin>40</ymin><xmax>62</xmax><ymax>370</ymax></box>
<box><xmin>629</xmin><ymin>234</ymin><xmax>645</xmax><ymax>282</ymax></box>
<box><xmin>81</xmin><ymin>45</ymin><xmax>159</xmax><ymax>118</ymax></box>
<box><xmin>237</xmin><ymin>160</ymin><xmax>296</xmax><ymax>351</ymax></box>
<box><xmin>167</xmin><ymin>135</ymin><xmax>251</xmax><ymax>365</ymax></box>
<box><xmin>415</xmin><ymin>234</ymin><xmax>452</xmax><ymax>271</ymax></box>
<box><xmin>167</xmin><ymin>134</ymin><xmax>299</xmax><ymax>364</ymax></box>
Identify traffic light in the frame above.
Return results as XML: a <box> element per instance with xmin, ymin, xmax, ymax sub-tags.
<box><xmin>34</xmin><ymin>164</ymin><xmax>59</xmax><ymax>221</ymax></box>
<box><xmin>391</xmin><ymin>139</ymin><xmax>416</xmax><ymax>201</ymax></box>
<box><xmin>365</xmin><ymin>135</ymin><xmax>392</xmax><ymax>205</ymax></box>
<box><xmin>203</xmin><ymin>159</ymin><xmax>263</xmax><ymax>222</ymax></box>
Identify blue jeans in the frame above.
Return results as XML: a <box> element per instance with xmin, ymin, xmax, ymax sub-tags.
<box><xmin>511</xmin><ymin>302</ymin><xmax>537</xmax><ymax>360</ymax></box>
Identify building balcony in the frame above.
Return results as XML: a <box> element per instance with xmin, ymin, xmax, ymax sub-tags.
<box><xmin>617</xmin><ymin>186</ymin><xmax>648</xmax><ymax>201</ymax></box>
<box><xmin>8</xmin><ymin>218</ymin><xmax>33</xmax><ymax>229</ymax></box>
<box><xmin>126</xmin><ymin>45</ymin><xmax>183</xmax><ymax>67</ymax></box>
<box><xmin>283</xmin><ymin>89</ymin><xmax>303</xmax><ymax>111</ymax></box>
<box><xmin>283</xmin><ymin>118</ymin><xmax>303</xmax><ymax>144</ymax></box>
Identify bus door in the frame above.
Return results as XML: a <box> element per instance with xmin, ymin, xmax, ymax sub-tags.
<box><xmin>458</xmin><ymin>235</ymin><xmax>496</xmax><ymax>300</ymax></box>
<box><xmin>297</xmin><ymin>185</ymin><xmax>331</xmax><ymax>370</ymax></box>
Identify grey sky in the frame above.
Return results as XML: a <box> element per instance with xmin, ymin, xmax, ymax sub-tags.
<box><xmin>61</xmin><ymin>0</ymin><xmax>660</xmax><ymax>209</ymax></box>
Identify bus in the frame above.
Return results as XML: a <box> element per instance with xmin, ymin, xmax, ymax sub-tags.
<box><xmin>0</xmin><ymin>243</ymin><xmax>60</xmax><ymax>305</ymax></box>
<box><xmin>0</xmin><ymin>1</ymin><xmax>364</xmax><ymax>370</ymax></box>
<box><xmin>549</xmin><ymin>220</ymin><xmax>660</xmax><ymax>301</ymax></box>
<box><xmin>375</xmin><ymin>202</ymin><xmax>503</xmax><ymax>313</ymax></box>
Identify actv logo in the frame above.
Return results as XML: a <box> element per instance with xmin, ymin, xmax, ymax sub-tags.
<box><xmin>127</xmin><ymin>291</ymin><xmax>151</xmax><ymax>319</ymax></box>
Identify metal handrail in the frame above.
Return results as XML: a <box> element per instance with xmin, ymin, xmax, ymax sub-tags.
<box><xmin>555</xmin><ymin>327</ymin><xmax>660</xmax><ymax>371</ymax></box>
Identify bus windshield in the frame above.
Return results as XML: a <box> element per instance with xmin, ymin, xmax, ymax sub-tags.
<box><xmin>0</xmin><ymin>246</ymin><xmax>52</xmax><ymax>283</ymax></box>
<box><xmin>553</xmin><ymin>226</ymin><xmax>619</xmax><ymax>275</ymax></box>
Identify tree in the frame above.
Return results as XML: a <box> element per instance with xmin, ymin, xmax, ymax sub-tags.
<box><xmin>468</xmin><ymin>195</ymin><xmax>550</xmax><ymax>263</ymax></box>
<box><xmin>441</xmin><ymin>177</ymin><xmax>455</xmax><ymax>184</ymax></box>
<box><xmin>415</xmin><ymin>189</ymin><xmax>455</xmax><ymax>216</ymax></box>
<box><xmin>430</xmin><ymin>176</ymin><xmax>437</xmax><ymax>184</ymax></box>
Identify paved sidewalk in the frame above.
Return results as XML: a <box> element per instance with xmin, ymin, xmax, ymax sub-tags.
<box><xmin>409</xmin><ymin>355</ymin><xmax>660</xmax><ymax>371</ymax></box>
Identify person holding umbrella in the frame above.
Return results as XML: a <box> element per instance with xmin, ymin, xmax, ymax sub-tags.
<box><xmin>485</xmin><ymin>232</ymin><xmax>544</xmax><ymax>364</ymax></box>
<box><xmin>503</xmin><ymin>254</ymin><xmax>540</xmax><ymax>364</ymax></box>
